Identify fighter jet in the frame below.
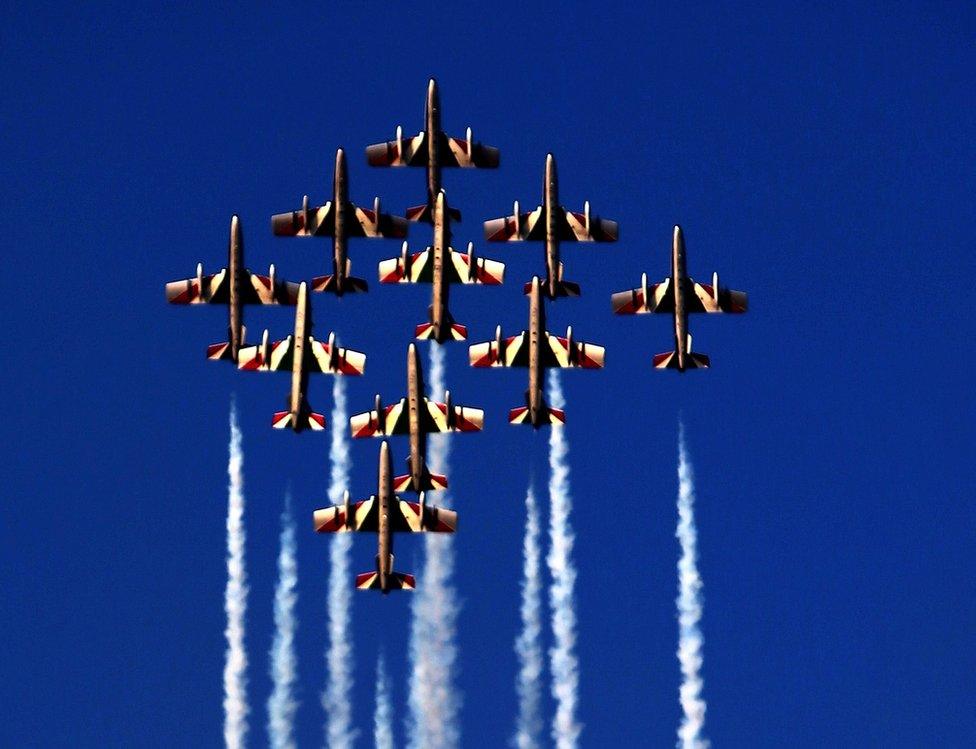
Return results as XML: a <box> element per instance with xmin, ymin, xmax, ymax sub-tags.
<box><xmin>271</xmin><ymin>148</ymin><xmax>408</xmax><ymax>296</ymax></box>
<box><xmin>366</xmin><ymin>77</ymin><xmax>499</xmax><ymax>223</ymax></box>
<box><xmin>379</xmin><ymin>190</ymin><xmax>505</xmax><ymax>342</ymax></box>
<box><xmin>237</xmin><ymin>281</ymin><xmax>366</xmax><ymax>431</ymax></box>
<box><xmin>313</xmin><ymin>440</ymin><xmax>457</xmax><ymax>593</ymax></box>
<box><xmin>611</xmin><ymin>225</ymin><xmax>748</xmax><ymax>370</ymax></box>
<box><xmin>469</xmin><ymin>276</ymin><xmax>604</xmax><ymax>427</ymax></box>
<box><xmin>165</xmin><ymin>215</ymin><xmax>300</xmax><ymax>362</ymax></box>
<box><xmin>483</xmin><ymin>153</ymin><xmax>618</xmax><ymax>299</ymax></box>
<box><xmin>350</xmin><ymin>343</ymin><xmax>483</xmax><ymax>493</ymax></box>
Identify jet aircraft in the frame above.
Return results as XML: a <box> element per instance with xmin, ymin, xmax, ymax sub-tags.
<box><xmin>350</xmin><ymin>343</ymin><xmax>483</xmax><ymax>493</ymax></box>
<box><xmin>366</xmin><ymin>78</ymin><xmax>499</xmax><ymax>223</ymax></box>
<box><xmin>271</xmin><ymin>148</ymin><xmax>408</xmax><ymax>296</ymax></box>
<box><xmin>165</xmin><ymin>215</ymin><xmax>300</xmax><ymax>362</ymax></box>
<box><xmin>611</xmin><ymin>225</ymin><xmax>748</xmax><ymax>370</ymax></box>
<box><xmin>379</xmin><ymin>190</ymin><xmax>504</xmax><ymax>342</ymax></box>
<box><xmin>313</xmin><ymin>441</ymin><xmax>457</xmax><ymax>593</ymax></box>
<box><xmin>237</xmin><ymin>282</ymin><xmax>365</xmax><ymax>431</ymax></box>
<box><xmin>469</xmin><ymin>276</ymin><xmax>604</xmax><ymax>427</ymax></box>
<box><xmin>483</xmin><ymin>153</ymin><xmax>618</xmax><ymax>299</ymax></box>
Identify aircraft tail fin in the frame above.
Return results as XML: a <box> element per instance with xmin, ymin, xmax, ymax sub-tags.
<box><xmin>206</xmin><ymin>341</ymin><xmax>236</xmax><ymax>362</ymax></box>
<box><xmin>406</xmin><ymin>202</ymin><xmax>461</xmax><ymax>224</ymax></box>
<box><xmin>415</xmin><ymin>316</ymin><xmax>468</xmax><ymax>342</ymax></box>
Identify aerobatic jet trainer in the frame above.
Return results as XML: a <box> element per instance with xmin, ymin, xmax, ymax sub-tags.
<box><xmin>483</xmin><ymin>153</ymin><xmax>618</xmax><ymax>299</ymax></box>
<box><xmin>165</xmin><ymin>215</ymin><xmax>300</xmax><ymax>362</ymax></box>
<box><xmin>379</xmin><ymin>190</ymin><xmax>505</xmax><ymax>342</ymax></box>
<box><xmin>469</xmin><ymin>276</ymin><xmax>604</xmax><ymax>427</ymax></box>
<box><xmin>313</xmin><ymin>441</ymin><xmax>457</xmax><ymax>593</ymax></box>
<box><xmin>611</xmin><ymin>225</ymin><xmax>748</xmax><ymax>370</ymax></box>
<box><xmin>350</xmin><ymin>343</ymin><xmax>483</xmax><ymax>493</ymax></box>
<box><xmin>271</xmin><ymin>148</ymin><xmax>408</xmax><ymax>296</ymax></box>
<box><xmin>237</xmin><ymin>282</ymin><xmax>366</xmax><ymax>431</ymax></box>
<box><xmin>366</xmin><ymin>77</ymin><xmax>499</xmax><ymax>223</ymax></box>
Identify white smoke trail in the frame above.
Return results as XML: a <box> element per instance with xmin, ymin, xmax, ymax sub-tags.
<box><xmin>224</xmin><ymin>398</ymin><xmax>249</xmax><ymax>749</ymax></box>
<box><xmin>546</xmin><ymin>373</ymin><xmax>581</xmax><ymax>749</ymax></box>
<box><xmin>267</xmin><ymin>493</ymin><xmax>299</xmax><ymax>749</ymax></box>
<box><xmin>408</xmin><ymin>343</ymin><xmax>461</xmax><ymax>749</ymax></box>
<box><xmin>324</xmin><ymin>376</ymin><xmax>356</xmax><ymax>749</ymax></box>
<box><xmin>514</xmin><ymin>482</ymin><xmax>544</xmax><ymax>749</ymax></box>
<box><xmin>374</xmin><ymin>653</ymin><xmax>394</xmax><ymax>749</ymax></box>
<box><xmin>676</xmin><ymin>424</ymin><xmax>709</xmax><ymax>749</ymax></box>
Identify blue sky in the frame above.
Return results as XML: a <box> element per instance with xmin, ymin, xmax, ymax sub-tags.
<box><xmin>2</xmin><ymin>2</ymin><xmax>974</xmax><ymax>746</ymax></box>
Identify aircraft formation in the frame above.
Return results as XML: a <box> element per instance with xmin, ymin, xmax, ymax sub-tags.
<box><xmin>166</xmin><ymin>78</ymin><xmax>749</xmax><ymax>593</ymax></box>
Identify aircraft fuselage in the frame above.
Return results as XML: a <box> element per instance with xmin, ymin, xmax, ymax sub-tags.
<box><xmin>228</xmin><ymin>215</ymin><xmax>244</xmax><ymax>360</ymax></box>
<box><xmin>406</xmin><ymin>345</ymin><xmax>428</xmax><ymax>492</ymax></box>
<box><xmin>289</xmin><ymin>286</ymin><xmax>311</xmax><ymax>426</ymax></box>
<box><xmin>543</xmin><ymin>155</ymin><xmax>561</xmax><ymax>299</ymax></box>
<box><xmin>527</xmin><ymin>279</ymin><xmax>545</xmax><ymax>426</ymax></box>
<box><xmin>671</xmin><ymin>226</ymin><xmax>689</xmax><ymax>371</ymax></box>
<box><xmin>376</xmin><ymin>441</ymin><xmax>394</xmax><ymax>592</ymax></box>
<box><xmin>331</xmin><ymin>149</ymin><xmax>350</xmax><ymax>294</ymax></box>
<box><xmin>429</xmin><ymin>193</ymin><xmax>451</xmax><ymax>342</ymax></box>
<box><xmin>425</xmin><ymin>79</ymin><xmax>442</xmax><ymax>212</ymax></box>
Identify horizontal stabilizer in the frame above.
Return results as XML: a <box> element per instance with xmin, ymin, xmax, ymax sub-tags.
<box><xmin>394</xmin><ymin>471</ymin><xmax>449</xmax><ymax>493</ymax></box>
<box><xmin>415</xmin><ymin>322</ymin><xmax>468</xmax><ymax>342</ymax></box>
<box><xmin>405</xmin><ymin>203</ymin><xmax>461</xmax><ymax>224</ymax></box>
<box><xmin>524</xmin><ymin>279</ymin><xmax>581</xmax><ymax>298</ymax></box>
<box><xmin>356</xmin><ymin>571</ymin><xmax>416</xmax><ymax>592</ymax></box>
<box><xmin>311</xmin><ymin>274</ymin><xmax>368</xmax><ymax>294</ymax></box>
<box><xmin>272</xmin><ymin>410</ymin><xmax>327</xmax><ymax>431</ymax></box>
<box><xmin>206</xmin><ymin>342</ymin><xmax>236</xmax><ymax>362</ymax></box>
<box><xmin>508</xmin><ymin>405</ymin><xmax>565</xmax><ymax>426</ymax></box>
<box><xmin>652</xmin><ymin>351</ymin><xmax>710</xmax><ymax>370</ymax></box>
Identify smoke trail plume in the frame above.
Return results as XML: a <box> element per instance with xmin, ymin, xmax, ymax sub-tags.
<box><xmin>224</xmin><ymin>398</ymin><xmax>249</xmax><ymax>749</ymax></box>
<box><xmin>267</xmin><ymin>493</ymin><xmax>299</xmax><ymax>749</ymax></box>
<box><xmin>324</xmin><ymin>376</ymin><xmax>356</xmax><ymax>749</ymax></box>
<box><xmin>408</xmin><ymin>343</ymin><xmax>461</xmax><ymax>749</ymax></box>
<box><xmin>546</xmin><ymin>373</ymin><xmax>581</xmax><ymax>749</ymax></box>
<box><xmin>374</xmin><ymin>653</ymin><xmax>394</xmax><ymax>749</ymax></box>
<box><xmin>514</xmin><ymin>482</ymin><xmax>544</xmax><ymax>749</ymax></box>
<box><xmin>676</xmin><ymin>425</ymin><xmax>708</xmax><ymax>749</ymax></box>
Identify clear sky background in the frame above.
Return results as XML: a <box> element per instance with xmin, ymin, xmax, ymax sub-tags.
<box><xmin>2</xmin><ymin>2</ymin><xmax>974</xmax><ymax>747</ymax></box>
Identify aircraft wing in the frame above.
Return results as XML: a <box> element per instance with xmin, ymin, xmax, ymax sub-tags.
<box><xmin>166</xmin><ymin>268</ymin><xmax>300</xmax><ymax>305</ymax></box>
<box><xmin>689</xmin><ymin>280</ymin><xmax>748</xmax><ymax>313</ymax></box>
<box><xmin>611</xmin><ymin>278</ymin><xmax>673</xmax><ymax>314</ymax></box>
<box><xmin>440</xmin><ymin>133</ymin><xmax>500</xmax><ymax>168</ymax></box>
<box><xmin>349</xmin><ymin>203</ymin><xmax>409</xmax><ymax>239</ymax></box>
<box><xmin>237</xmin><ymin>336</ymin><xmax>294</xmax><ymax>371</ymax></box>
<box><xmin>558</xmin><ymin>207</ymin><xmax>618</xmax><ymax>242</ymax></box>
<box><xmin>379</xmin><ymin>248</ymin><xmax>434</xmax><ymax>284</ymax></box>
<box><xmin>543</xmin><ymin>332</ymin><xmax>605</xmax><ymax>369</ymax></box>
<box><xmin>366</xmin><ymin>131</ymin><xmax>427</xmax><ymax>167</ymax></box>
<box><xmin>350</xmin><ymin>399</ymin><xmax>410</xmax><ymax>438</ymax></box>
<box><xmin>313</xmin><ymin>496</ymin><xmax>379</xmax><ymax>532</ymax></box>
<box><xmin>394</xmin><ymin>499</ymin><xmax>457</xmax><ymax>532</ymax></box>
<box><xmin>424</xmin><ymin>399</ymin><xmax>484</xmax><ymax>433</ymax></box>
<box><xmin>483</xmin><ymin>206</ymin><xmax>545</xmax><ymax>242</ymax></box>
<box><xmin>445</xmin><ymin>247</ymin><xmax>505</xmax><ymax>285</ymax></box>
<box><xmin>272</xmin><ymin>201</ymin><xmax>335</xmax><ymax>237</ymax></box>
<box><xmin>469</xmin><ymin>331</ymin><xmax>529</xmax><ymax>367</ymax></box>
<box><xmin>308</xmin><ymin>336</ymin><xmax>366</xmax><ymax>375</ymax></box>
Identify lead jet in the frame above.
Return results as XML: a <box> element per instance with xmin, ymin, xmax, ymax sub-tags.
<box><xmin>611</xmin><ymin>225</ymin><xmax>748</xmax><ymax>370</ymax></box>
<box><xmin>366</xmin><ymin>77</ymin><xmax>499</xmax><ymax>223</ymax></box>
<box><xmin>237</xmin><ymin>281</ymin><xmax>366</xmax><ymax>431</ymax></box>
<box><xmin>350</xmin><ymin>343</ymin><xmax>484</xmax><ymax>493</ymax></box>
<box><xmin>379</xmin><ymin>190</ymin><xmax>505</xmax><ymax>342</ymax></box>
<box><xmin>165</xmin><ymin>215</ymin><xmax>300</xmax><ymax>362</ymax></box>
<box><xmin>483</xmin><ymin>153</ymin><xmax>618</xmax><ymax>299</ymax></box>
<box><xmin>313</xmin><ymin>440</ymin><xmax>457</xmax><ymax>593</ymax></box>
<box><xmin>271</xmin><ymin>148</ymin><xmax>408</xmax><ymax>296</ymax></box>
<box><xmin>469</xmin><ymin>276</ymin><xmax>604</xmax><ymax>427</ymax></box>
